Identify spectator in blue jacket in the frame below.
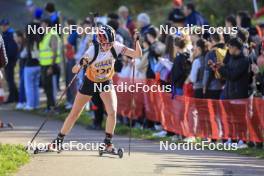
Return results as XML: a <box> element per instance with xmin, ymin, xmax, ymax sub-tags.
<box><xmin>0</xmin><ymin>19</ymin><xmax>19</xmax><ymax>103</ymax></box>
<box><xmin>183</xmin><ymin>3</ymin><xmax>208</xmax><ymax>26</ymax></box>
<box><xmin>44</xmin><ymin>2</ymin><xmax>60</xmax><ymax>26</ymax></box>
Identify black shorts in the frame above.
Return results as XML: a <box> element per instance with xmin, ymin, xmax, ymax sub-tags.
<box><xmin>79</xmin><ymin>76</ymin><xmax>113</xmax><ymax>97</ymax></box>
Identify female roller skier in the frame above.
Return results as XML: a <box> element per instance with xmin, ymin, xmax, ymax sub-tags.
<box><xmin>49</xmin><ymin>25</ymin><xmax>142</xmax><ymax>152</ymax></box>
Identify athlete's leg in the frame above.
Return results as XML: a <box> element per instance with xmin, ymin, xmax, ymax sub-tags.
<box><xmin>50</xmin><ymin>92</ymin><xmax>91</xmax><ymax>149</ymax></box>
<box><xmin>100</xmin><ymin>87</ymin><xmax>117</xmax><ymax>134</ymax></box>
<box><xmin>100</xmin><ymin>86</ymin><xmax>117</xmax><ymax>150</ymax></box>
<box><xmin>61</xmin><ymin>92</ymin><xmax>91</xmax><ymax>134</ymax></box>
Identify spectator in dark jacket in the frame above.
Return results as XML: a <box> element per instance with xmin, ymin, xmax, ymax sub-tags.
<box><xmin>215</xmin><ymin>37</ymin><xmax>250</xmax><ymax>148</ymax></box>
<box><xmin>217</xmin><ymin>37</ymin><xmax>250</xmax><ymax>99</ymax></box>
<box><xmin>0</xmin><ymin>19</ymin><xmax>19</xmax><ymax>103</ymax></box>
<box><xmin>14</xmin><ymin>31</ymin><xmax>27</xmax><ymax>110</ymax></box>
<box><xmin>171</xmin><ymin>36</ymin><xmax>190</xmax><ymax>96</ymax></box>
<box><xmin>224</xmin><ymin>15</ymin><xmax>237</xmax><ymax>43</ymax></box>
<box><xmin>183</xmin><ymin>3</ymin><xmax>208</xmax><ymax>26</ymax></box>
<box><xmin>168</xmin><ymin>0</ymin><xmax>184</xmax><ymax>24</ymax></box>
<box><xmin>108</xmin><ymin>13</ymin><xmax>133</xmax><ymax>48</ymax></box>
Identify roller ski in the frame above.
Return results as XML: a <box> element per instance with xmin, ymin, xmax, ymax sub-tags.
<box><xmin>0</xmin><ymin>121</ymin><xmax>14</xmax><ymax>129</ymax></box>
<box><xmin>33</xmin><ymin>134</ymin><xmax>64</xmax><ymax>154</ymax></box>
<box><xmin>99</xmin><ymin>137</ymin><xmax>124</xmax><ymax>158</ymax></box>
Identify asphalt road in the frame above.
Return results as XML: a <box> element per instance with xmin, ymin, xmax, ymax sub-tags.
<box><xmin>0</xmin><ymin>106</ymin><xmax>264</xmax><ymax>176</ymax></box>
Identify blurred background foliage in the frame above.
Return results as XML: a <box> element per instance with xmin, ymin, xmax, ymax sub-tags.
<box><xmin>194</xmin><ymin>0</ymin><xmax>264</xmax><ymax>26</ymax></box>
<box><xmin>0</xmin><ymin>0</ymin><xmax>264</xmax><ymax>29</ymax></box>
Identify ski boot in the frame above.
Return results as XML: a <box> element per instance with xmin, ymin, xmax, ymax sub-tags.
<box><xmin>34</xmin><ymin>135</ymin><xmax>64</xmax><ymax>154</ymax></box>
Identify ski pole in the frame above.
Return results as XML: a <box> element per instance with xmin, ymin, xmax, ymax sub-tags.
<box><xmin>128</xmin><ymin>59</ymin><xmax>136</xmax><ymax>156</ymax></box>
<box><xmin>25</xmin><ymin>68</ymin><xmax>81</xmax><ymax>150</ymax></box>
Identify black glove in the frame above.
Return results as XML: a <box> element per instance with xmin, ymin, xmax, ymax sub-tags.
<box><xmin>79</xmin><ymin>57</ymin><xmax>89</xmax><ymax>66</ymax></box>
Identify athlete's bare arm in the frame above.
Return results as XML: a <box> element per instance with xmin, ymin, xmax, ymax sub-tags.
<box><xmin>123</xmin><ymin>32</ymin><xmax>142</xmax><ymax>58</ymax></box>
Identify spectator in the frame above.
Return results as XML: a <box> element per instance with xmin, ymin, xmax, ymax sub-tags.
<box><xmin>189</xmin><ymin>39</ymin><xmax>208</xmax><ymax>98</ymax></box>
<box><xmin>14</xmin><ymin>31</ymin><xmax>27</xmax><ymax>109</ymax></box>
<box><xmin>236</xmin><ymin>28</ymin><xmax>257</xmax><ymax>96</ymax></box>
<box><xmin>23</xmin><ymin>9</ymin><xmax>42</xmax><ymax>110</ymax></box>
<box><xmin>168</xmin><ymin>6</ymin><xmax>185</xmax><ymax>28</ymax></box>
<box><xmin>44</xmin><ymin>2</ymin><xmax>60</xmax><ymax>26</ymax></box>
<box><xmin>225</xmin><ymin>15</ymin><xmax>237</xmax><ymax>28</ymax></box>
<box><xmin>252</xmin><ymin>42</ymin><xmax>264</xmax><ymax>98</ymax></box>
<box><xmin>117</xmin><ymin>5</ymin><xmax>136</xmax><ymax>37</ymax></box>
<box><xmin>236</xmin><ymin>11</ymin><xmax>261</xmax><ymax>51</ymax></box>
<box><xmin>108</xmin><ymin>13</ymin><xmax>133</xmax><ymax>47</ymax></box>
<box><xmin>168</xmin><ymin>0</ymin><xmax>183</xmax><ymax>23</ymax></box>
<box><xmin>144</xmin><ymin>27</ymin><xmax>165</xmax><ymax>79</ymax></box>
<box><xmin>164</xmin><ymin>35</ymin><xmax>175</xmax><ymax>62</ymax></box>
<box><xmin>0</xmin><ymin>19</ymin><xmax>19</xmax><ymax>104</ymax></box>
<box><xmin>203</xmin><ymin>33</ymin><xmax>226</xmax><ymax>99</ymax></box>
<box><xmin>137</xmin><ymin>13</ymin><xmax>152</xmax><ymax>37</ymax></box>
<box><xmin>136</xmin><ymin>40</ymin><xmax>150</xmax><ymax>79</ymax></box>
<box><xmin>217</xmin><ymin>37</ymin><xmax>250</xmax><ymax>99</ymax></box>
<box><xmin>237</xmin><ymin>27</ymin><xmax>250</xmax><ymax>56</ymax></box>
<box><xmin>236</xmin><ymin>11</ymin><xmax>251</xmax><ymax>29</ymax></box>
<box><xmin>190</xmin><ymin>26</ymin><xmax>203</xmax><ymax>46</ymax></box>
<box><xmin>167</xmin><ymin>8</ymin><xmax>193</xmax><ymax>55</ymax></box>
<box><xmin>171</xmin><ymin>36</ymin><xmax>191</xmax><ymax>96</ymax></box>
<box><xmin>154</xmin><ymin>35</ymin><xmax>174</xmax><ymax>85</ymax></box>
<box><xmin>65</xmin><ymin>19</ymin><xmax>78</xmax><ymax>110</ymax></box>
<box><xmin>183</xmin><ymin>3</ymin><xmax>208</xmax><ymax>26</ymax></box>
<box><xmin>224</xmin><ymin>15</ymin><xmax>237</xmax><ymax>43</ymax></box>
<box><xmin>39</xmin><ymin>19</ymin><xmax>62</xmax><ymax>112</ymax></box>
<box><xmin>216</xmin><ymin>37</ymin><xmax>250</xmax><ymax>148</ymax></box>
<box><xmin>45</xmin><ymin>2</ymin><xmax>61</xmax><ymax>90</ymax></box>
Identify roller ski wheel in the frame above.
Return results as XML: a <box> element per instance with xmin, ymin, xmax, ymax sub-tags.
<box><xmin>99</xmin><ymin>148</ymin><xmax>103</xmax><ymax>157</ymax></box>
<box><xmin>99</xmin><ymin>144</ymin><xmax>124</xmax><ymax>158</ymax></box>
<box><xmin>117</xmin><ymin>148</ymin><xmax>124</xmax><ymax>158</ymax></box>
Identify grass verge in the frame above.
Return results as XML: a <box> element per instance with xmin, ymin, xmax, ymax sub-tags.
<box><xmin>0</xmin><ymin>144</ymin><xmax>30</xmax><ymax>176</ymax></box>
<box><xmin>227</xmin><ymin>148</ymin><xmax>264</xmax><ymax>159</ymax></box>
